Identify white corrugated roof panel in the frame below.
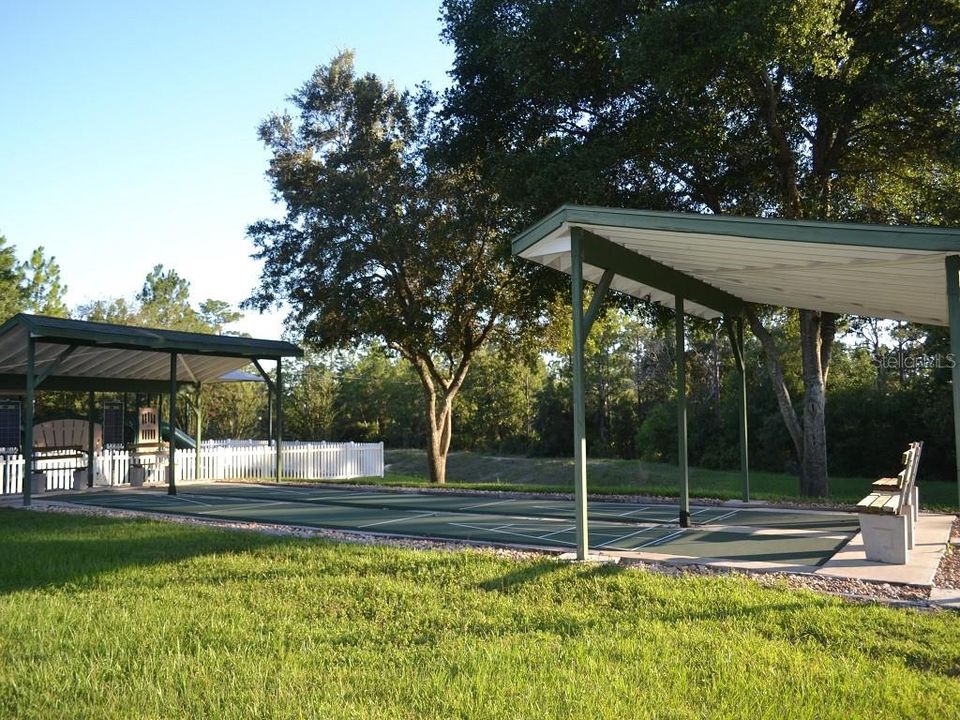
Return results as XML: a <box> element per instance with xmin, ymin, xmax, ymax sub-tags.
<box><xmin>513</xmin><ymin>206</ymin><xmax>960</xmax><ymax>324</ymax></box>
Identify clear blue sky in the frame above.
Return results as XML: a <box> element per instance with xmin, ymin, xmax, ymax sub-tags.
<box><xmin>0</xmin><ymin>1</ymin><xmax>453</xmax><ymax>339</ymax></box>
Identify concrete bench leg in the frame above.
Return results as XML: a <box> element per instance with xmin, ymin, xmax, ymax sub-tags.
<box><xmin>30</xmin><ymin>472</ymin><xmax>46</xmax><ymax>494</ymax></box>
<box><xmin>129</xmin><ymin>466</ymin><xmax>146</xmax><ymax>487</ymax></box>
<box><xmin>902</xmin><ymin>506</ymin><xmax>915</xmax><ymax>549</ymax></box>
<box><xmin>910</xmin><ymin>486</ymin><xmax>919</xmax><ymax>524</ymax></box>
<box><xmin>858</xmin><ymin>513</ymin><xmax>908</xmax><ymax>564</ymax></box>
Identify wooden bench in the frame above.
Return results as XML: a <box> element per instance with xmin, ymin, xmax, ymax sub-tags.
<box><xmin>856</xmin><ymin>442</ymin><xmax>922</xmax><ymax>564</ymax></box>
<box><xmin>32</xmin><ymin>419</ymin><xmax>104</xmax><ymax>491</ymax></box>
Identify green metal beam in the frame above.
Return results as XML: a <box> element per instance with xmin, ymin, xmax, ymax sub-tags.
<box><xmin>582</xmin><ymin>268</ymin><xmax>614</xmax><ymax>341</ymax></box>
<box><xmin>275</xmin><ymin>358</ymin><xmax>283</xmax><ymax>484</ymax></box>
<box><xmin>252</xmin><ymin>359</ymin><xmax>277</xmax><ymax>394</ymax></box>
<box><xmin>267</xmin><ymin>389</ymin><xmax>274</xmax><ymax>446</ymax></box>
<box><xmin>724</xmin><ymin>317</ymin><xmax>750</xmax><ymax>502</ymax></box>
<box><xmin>35</xmin><ymin>344</ymin><xmax>79</xmax><ymax>387</ymax></box>
<box><xmin>571</xmin><ymin>230</ymin><xmax>589</xmax><ymax>558</ymax></box>
<box><xmin>575</xmin><ymin>227</ymin><xmax>744</xmax><ymax>316</ymax></box>
<box><xmin>946</xmin><ymin>256</ymin><xmax>960</xmax><ymax>509</ymax></box>
<box><xmin>676</xmin><ymin>296</ymin><xmax>690</xmax><ymax>528</ymax></box>
<box><xmin>0</xmin><ymin>374</ymin><xmax>199</xmax><ymax>394</ymax></box>
<box><xmin>512</xmin><ymin>204</ymin><xmax>960</xmax><ymax>256</ymax></box>
<box><xmin>168</xmin><ymin>353</ymin><xmax>177</xmax><ymax>496</ymax></box>
<box><xmin>87</xmin><ymin>391</ymin><xmax>95</xmax><ymax>488</ymax></box>
<box><xmin>194</xmin><ymin>384</ymin><xmax>203</xmax><ymax>481</ymax></box>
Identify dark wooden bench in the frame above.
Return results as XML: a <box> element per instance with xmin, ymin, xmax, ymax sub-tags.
<box><xmin>856</xmin><ymin>442</ymin><xmax>922</xmax><ymax>564</ymax></box>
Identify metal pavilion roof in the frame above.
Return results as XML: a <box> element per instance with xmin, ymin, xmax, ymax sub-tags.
<box><xmin>0</xmin><ymin>314</ymin><xmax>302</xmax><ymax>393</ymax></box>
<box><xmin>513</xmin><ymin>205</ymin><xmax>960</xmax><ymax>325</ymax></box>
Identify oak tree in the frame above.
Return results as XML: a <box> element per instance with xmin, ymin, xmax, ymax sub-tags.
<box><xmin>247</xmin><ymin>52</ymin><xmax>546</xmax><ymax>483</ymax></box>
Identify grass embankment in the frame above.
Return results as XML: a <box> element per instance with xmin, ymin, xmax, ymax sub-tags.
<box><xmin>1</xmin><ymin>509</ymin><xmax>958</xmax><ymax>719</ymax></box>
<box><xmin>371</xmin><ymin>450</ymin><xmax>959</xmax><ymax>511</ymax></box>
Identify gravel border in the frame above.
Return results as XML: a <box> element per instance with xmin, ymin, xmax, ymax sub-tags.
<box><xmin>24</xmin><ymin>498</ymin><xmax>957</xmax><ymax>610</ymax></box>
<box><xmin>933</xmin><ymin>517</ymin><xmax>960</xmax><ymax>590</ymax></box>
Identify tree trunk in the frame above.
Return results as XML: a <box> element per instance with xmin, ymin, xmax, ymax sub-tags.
<box><xmin>402</xmin><ymin>343</ymin><xmax>478</xmax><ymax>486</ymax></box>
<box><xmin>424</xmin><ymin>396</ymin><xmax>453</xmax><ymax>485</ymax></box>
<box><xmin>746</xmin><ymin>306</ymin><xmax>836</xmax><ymax>497</ymax></box>
<box><xmin>798</xmin><ymin>309</ymin><xmax>836</xmax><ymax>497</ymax></box>
<box><xmin>745</xmin><ymin>307</ymin><xmax>803</xmax><ymax>460</ymax></box>
<box><xmin>426</xmin><ymin>422</ymin><xmax>448</xmax><ymax>485</ymax></box>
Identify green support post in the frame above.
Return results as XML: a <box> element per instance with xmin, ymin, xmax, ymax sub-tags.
<box><xmin>168</xmin><ymin>353</ymin><xmax>177</xmax><ymax>496</ymax></box>
<box><xmin>570</xmin><ymin>228</ymin><xmax>589</xmax><ymax>558</ymax></box>
<box><xmin>736</xmin><ymin>317</ymin><xmax>750</xmax><ymax>501</ymax></box>
<box><xmin>194</xmin><ymin>384</ymin><xmax>203</xmax><ymax>481</ymax></box>
<box><xmin>676</xmin><ymin>296</ymin><xmax>690</xmax><ymax>528</ymax></box>
<box><xmin>725</xmin><ymin>317</ymin><xmax>750</xmax><ymax>502</ymax></box>
<box><xmin>267</xmin><ymin>390</ymin><xmax>273</xmax><ymax>446</ymax></box>
<box><xmin>946</xmin><ymin>256</ymin><xmax>960</xmax><ymax>509</ymax></box>
<box><xmin>23</xmin><ymin>337</ymin><xmax>35</xmax><ymax>507</ymax></box>
<box><xmin>275</xmin><ymin>358</ymin><xmax>283</xmax><ymax>483</ymax></box>
<box><xmin>87</xmin><ymin>391</ymin><xmax>95</xmax><ymax>488</ymax></box>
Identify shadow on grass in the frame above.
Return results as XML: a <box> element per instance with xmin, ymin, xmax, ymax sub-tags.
<box><xmin>479</xmin><ymin>556</ymin><xmax>628</xmax><ymax>593</ymax></box>
<box><xmin>0</xmin><ymin>508</ymin><xmax>283</xmax><ymax>595</ymax></box>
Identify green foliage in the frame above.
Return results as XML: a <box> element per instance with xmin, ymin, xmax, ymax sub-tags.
<box><xmin>333</xmin><ymin>351</ymin><xmax>423</xmax><ymax>444</ymax></box>
<box><xmin>200</xmin><ymin>382</ymin><xmax>266</xmax><ymax>440</ymax></box>
<box><xmin>2</xmin><ymin>511</ymin><xmax>958</xmax><ymax>718</ymax></box>
<box><xmin>284</xmin><ymin>353</ymin><xmax>339</xmax><ymax>441</ymax></box>
<box><xmin>19</xmin><ymin>247</ymin><xmax>67</xmax><ymax>317</ymax></box>
<box><xmin>442</xmin><ymin>0</ymin><xmax>960</xmax><ymax>221</ymax></box>
<box><xmin>0</xmin><ymin>236</ymin><xmax>68</xmax><ymax>321</ymax></box>
<box><xmin>454</xmin><ymin>346</ymin><xmax>546</xmax><ymax>454</ymax></box>
<box><xmin>315</xmin><ymin>309</ymin><xmax>958</xmax><ymax>484</ymax></box>
<box><xmin>0</xmin><ymin>235</ymin><xmax>24</xmax><ymax>322</ymax></box>
<box><xmin>79</xmin><ymin>264</ymin><xmax>241</xmax><ymax>334</ymax></box>
<box><xmin>247</xmin><ymin>51</ymin><xmax>554</xmax><ymax>482</ymax></box>
<box><xmin>248</xmin><ymin>51</ymin><xmax>543</xmax><ymax>354</ymax></box>
<box><xmin>441</xmin><ymin>0</ymin><xmax>960</xmax><ymax>497</ymax></box>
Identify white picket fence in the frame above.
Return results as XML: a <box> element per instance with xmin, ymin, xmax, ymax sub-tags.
<box><xmin>0</xmin><ymin>441</ymin><xmax>384</xmax><ymax>495</ymax></box>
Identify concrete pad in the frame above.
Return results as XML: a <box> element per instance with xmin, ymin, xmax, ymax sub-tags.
<box><xmin>611</xmin><ymin>548</ymin><xmax>821</xmax><ymax>575</ymax></box>
<box><xmin>816</xmin><ymin>513</ymin><xmax>954</xmax><ymax>587</ymax></box>
<box><xmin>929</xmin><ymin>588</ymin><xmax>960</xmax><ymax>610</ymax></box>
<box><xmin>557</xmin><ymin>552</ymin><xmax>620</xmax><ymax>564</ymax></box>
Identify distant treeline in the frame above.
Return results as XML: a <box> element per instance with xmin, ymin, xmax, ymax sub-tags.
<box><xmin>282</xmin><ymin>312</ymin><xmax>956</xmax><ymax>484</ymax></box>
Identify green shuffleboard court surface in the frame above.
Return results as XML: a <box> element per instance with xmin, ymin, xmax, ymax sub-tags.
<box><xmin>48</xmin><ymin>483</ymin><xmax>859</xmax><ymax>568</ymax></box>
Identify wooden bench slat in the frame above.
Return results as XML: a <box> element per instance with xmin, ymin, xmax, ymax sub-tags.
<box><xmin>858</xmin><ymin>492</ymin><xmax>899</xmax><ymax>513</ymax></box>
<box><xmin>859</xmin><ymin>442</ymin><xmax>922</xmax><ymax>518</ymax></box>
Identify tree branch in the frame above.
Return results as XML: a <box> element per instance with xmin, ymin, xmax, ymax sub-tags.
<box><xmin>745</xmin><ymin>304</ymin><xmax>804</xmax><ymax>460</ymax></box>
<box><xmin>753</xmin><ymin>72</ymin><xmax>801</xmax><ymax>218</ymax></box>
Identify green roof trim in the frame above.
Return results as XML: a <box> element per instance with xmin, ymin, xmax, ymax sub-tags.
<box><xmin>0</xmin><ymin>314</ymin><xmax>303</xmax><ymax>359</ymax></box>
<box><xmin>512</xmin><ymin>205</ymin><xmax>960</xmax><ymax>256</ymax></box>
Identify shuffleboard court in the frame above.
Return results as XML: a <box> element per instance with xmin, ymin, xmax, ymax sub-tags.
<box><xmin>47</xmin><ymin>483</ymin><xmax>859</xmax><ymax>568</ymax></box>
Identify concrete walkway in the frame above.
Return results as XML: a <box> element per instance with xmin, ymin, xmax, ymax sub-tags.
<box><xmin>816</xmin><ymin>512</ymin><xmax>954</xmax><ymax>587</ymax></box>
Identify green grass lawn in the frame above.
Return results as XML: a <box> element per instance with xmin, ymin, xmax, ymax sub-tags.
<box><xmin>370</xmin><ymin>450</ymin><xmax>960</xmax><ymax>511</ymax></box>
<box><xmin>1</xmin><ymin>510</ymin><xmax>958</xmax><ymax>719</ymax></box>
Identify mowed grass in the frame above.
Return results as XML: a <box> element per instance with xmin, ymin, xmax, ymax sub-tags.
<box><xmin>373</xmin><ymin>450</ymin><xmax>960</xmax><ymax>511</ymax></box>
<box><xmin>2</xmin><ymin>510</ymin><xmax>959</xmax><ymax>719</ymax></box>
